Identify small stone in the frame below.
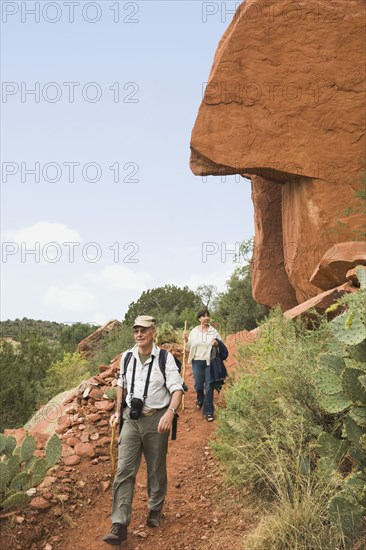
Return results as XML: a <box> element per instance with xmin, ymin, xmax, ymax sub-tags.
<box><xmin>74</xmin><ymin>443</ymin><xmax>95</xmax><ymax>458</ymax></box>
<box><xmin>94</xmin><ymin>400</ymin><xmax>115</xmax><ymax>412</ymax></box>
<box><xmin>90</xmin><ymin>433</ymin><xmax>100</xmax><ymax>441</ymax></box>
<box><xmin>66</xmin><ymin>437</ymin><xmax>80</xmax><ymax>447</ymax></box>
<box><xmin>78</xmin><ymin>424</ymin><xmax>86</xmax><ymax>430</ymax></box>
<box><xmin>15</xmin><ymin>516</ymin><xmax>25</xmax><ymax>524</ymax></box>
<box><xmin>30</xmin><ymin>497</ymin><xmax>51</xmax><ymax>511</ymax></box>
<box><xmin>96</xmin><ymin>436</ymin><xmax>111</xmax><ymax>446</ymax></box>
<box><xmin>63</xmin><ymin>455</ymin><xmax>81</xmax><ymax>466</ymax></box>
<box><xmin>86</xmin><ymin>413</ymin><xmax>101</xmax><ymax>423</ymax></box>
<box><xmin>137</xmin><ymin>531</ymin><xmax>148</xmax><ymax>539</ymax></box>
<box><xmin>100</xmin><ymin>481</ymin><xmax>110</xmax><ymax>492</ymax></box>
<box><xmin>44</xmin><ymin>543</ymin><xmax>53</xmax><ymax>550</ymax></box>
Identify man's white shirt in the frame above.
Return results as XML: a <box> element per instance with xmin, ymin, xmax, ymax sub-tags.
<box><xmin>118</xmin><ymin>344</ymin><xmax>183</xmax><ymax>412</ymax></box>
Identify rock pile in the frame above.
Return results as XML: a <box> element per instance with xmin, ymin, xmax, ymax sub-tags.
<box><xmin>76</xmin><ymin>319</ymin><xmax>122</xmax><ymax>357</ymax></box>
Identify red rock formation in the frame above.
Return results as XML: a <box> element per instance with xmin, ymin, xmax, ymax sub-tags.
<box><xmin>76</xmin><ymin>319</ymin><xmax>122</xmax><ymax>357</ymax></box>
<box><xmin>310</xmin><ymin>242</ymin><xmax>366</xmax><ymax>290</ymax></box>
<box><xmin>190</xmin><ymin>0</ymin><xmax>365</xmax><ymax>309</ymax></box>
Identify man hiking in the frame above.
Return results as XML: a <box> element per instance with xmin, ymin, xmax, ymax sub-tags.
<box><xmin>103</xmin><ymin>315</ymin><xmax>183</xmax><ymax>546</ymax></box>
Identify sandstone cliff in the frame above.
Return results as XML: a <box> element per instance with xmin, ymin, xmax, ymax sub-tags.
<box><xmin>190</xmin><ymin>0</ymin><xmax>365</xmax><ymax>309</ymax></box>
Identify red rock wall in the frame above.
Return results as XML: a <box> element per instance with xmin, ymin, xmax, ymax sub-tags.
<box><xmin>190</xmin><ymin>0</ymin><xmax>365</xmax><ymax>309</ymax></box>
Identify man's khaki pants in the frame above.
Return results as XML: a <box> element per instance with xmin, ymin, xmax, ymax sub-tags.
<box><xmin>111</xmin><ymin>407</ymin><xmax>170</xmax><ymax>526</ymax></box>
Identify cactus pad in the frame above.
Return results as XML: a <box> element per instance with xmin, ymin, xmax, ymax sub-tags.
<box><xmin>355</xmin><ymin>265</ymin><xmax>366</xmax><ymax>289</ymax></box>
<box><xmin>342</xmin><ymin>367</ymin><xmax>366</xmax><ymax>404</ymax></box>
<box><xmin>315</xmin><ymin>432</ymin><xmax>348</xmax><ymax>461</ymax></box>
<box><xmin>0</xmin><ymin>434</ymin><xmax>7</xmax><ymax>455</ymax></box>
<box><xmin>1</xmin><ymin>491</ymin><xmax>30</xmax><ymax>511</ymax></box>
<box><xmin>4</xmin><ymin>436</ymin><xmax>17</xmax><ymax>457</ymax></box>
<box><xmin>6</xmin><ymin>454</ymin><xmax>22</xmax><ymax>482</ymax></box>
<box><xmin>331</xmin><ymin>311</ymin><xmax>365</xmax><ymax>345</ymax></box>
<box><xmin>343</xmin><ymin>415</ymin><xmax>364</xmax><ymax>447</ymax></box>
<box><xmin>10</xmin><ymin>471</ymin><xmax>30</xmax><ymax>492</ymax></box>
<box><xmin>314</xmin><ymin>368</ymin><xmax>343</xmax><ymax>395</ymax></box>
<box><xmin>45</xmin><ymin>434</ymin><xmax>61</xmax><ymax>468</ymax></box>
<box><xmin>0</xmin><ymin>462</ymin><xmax>10</xmax><ymax>493</ymax></box>
<box><xmin>317</xmin><ymin>392</ymin><xmax>352</xmax><ymax>414</ymax></box>
<box><xmin>349</xmin><ymin>406</ymin><xmax>366</xmax><ymax>428</ymax></box>
<box><xmin>347</xmin><ymin>340</ymin><xmax>366</xmax><ymax>363</ymax></box>
<box><xmin>328</xmin><ymin>491</ymin><xmax>365</xmax><ymax>535</ymax></box>
<box><xmin>31</xmin><ymin>458</ymin><xmax>48</xmax><ymax>486</ymax></box>
<box><xmin>318</xmin><ymin>354</ymin><xmax>346</xmax><ymax>373</ymax></box>
<box><xmin>20</xmin><ymin>434</ymin><xmax>36</xmax><ymax>462</ymax></box>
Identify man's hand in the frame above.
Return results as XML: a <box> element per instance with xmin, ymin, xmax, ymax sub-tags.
<box><xmin>110</xmin><ymin>411</ymin><xmax>120</xmax><ymax>428</ymax></box>
<box><xmin>211</xmin><ymin>338</ymin><xmax>219</xmax><ymax>347</ymax></box>
<box><xmin>157</xmin><ymin>410</ymin><xmax>175</xmax><ymax>433</ymax></box>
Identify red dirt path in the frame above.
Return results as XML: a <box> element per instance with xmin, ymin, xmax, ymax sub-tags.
<box><xmin>1</xmin><ymin>368</ymin><xmax>253</xmax><ymax>550</ymax></box>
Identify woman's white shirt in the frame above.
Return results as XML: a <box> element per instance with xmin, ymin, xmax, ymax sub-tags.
<box><xmin>187</xmin><ymin>325</ymin><xmax>221</xmax><ymax>365</ymax></box>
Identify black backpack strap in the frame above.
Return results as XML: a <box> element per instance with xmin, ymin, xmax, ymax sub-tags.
<box><xmin>123</xmin><ymin>351</ymin><xmax>133</xmax><ymax>377</ymax></box>
<box><xmin>158</xmin><ymin>349</ymin><xmax>168</xmax><ymax>384</ymax></box>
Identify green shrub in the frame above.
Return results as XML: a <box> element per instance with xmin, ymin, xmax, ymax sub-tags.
<box><xmin>213</xmin><ymin>306</ymin><xmax>365</xmax><ymax>547</ymax></box>
<box><xmin>41</xmin><ymin>352</ymin><xmax>90</xmax><ymax>402</ymax></box>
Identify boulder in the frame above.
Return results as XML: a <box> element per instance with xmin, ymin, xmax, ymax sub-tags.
<box><xmin>310</xmin><ymin>241</ymin><xmax>366</xmax><ymax>290</ymax></box>
<box><xmin>284</xmin><ymin>281</ymin><xmax>357</xmax><ymax>320</ymax></box>
<box><xmin>190</xmin><ymin>0</ymin><xmax>365</xmax><ymax>308</ymax></box>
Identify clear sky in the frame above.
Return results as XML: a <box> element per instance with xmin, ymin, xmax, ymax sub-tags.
<box><xmin>1</xmin><ymin>0</ymin><xmax>254</xmax><ymax>324</ymax></box>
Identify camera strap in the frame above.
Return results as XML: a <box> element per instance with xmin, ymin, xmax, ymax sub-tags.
<box><xmin>129</xmin><ymin>356</ymin><xmax>155</xmax><ymax>400</ymax></box>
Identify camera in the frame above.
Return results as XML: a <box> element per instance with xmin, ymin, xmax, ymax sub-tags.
<box><xmin>130</xmin><ymin>397</ymin><xmax>144</xmax><ymax>420</ymax></box>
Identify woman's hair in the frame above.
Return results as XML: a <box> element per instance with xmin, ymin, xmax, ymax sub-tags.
<box><xmin>197</xmin><ymin>308</ymin><xmax>210</xmax><ymax>321</ymax></box>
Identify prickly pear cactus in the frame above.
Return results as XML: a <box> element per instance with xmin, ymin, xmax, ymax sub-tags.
<box><xmin>315</xmin><ymin>270</ymin><xmax>366</xmax><ymax>534</ymax></box>
<box><xmin>0</xmin><ymin>432</ymin><xmax>61</xmax><ymax>512</ymax></box>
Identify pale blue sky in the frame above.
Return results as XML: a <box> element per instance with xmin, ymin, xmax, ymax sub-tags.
<box><xmin>1</xmin><ymin>0</ymin><xmax>254</xmax><ymax>324</ymax></box>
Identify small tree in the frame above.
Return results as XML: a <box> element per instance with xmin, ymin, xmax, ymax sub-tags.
<box><xmin>124</xmin><ymin>285</ymin><xmax>202</xmax><ymax>328</ymax></box>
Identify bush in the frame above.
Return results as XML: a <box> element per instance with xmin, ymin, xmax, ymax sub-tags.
<box><xmin>41</xmin><ymin>352</ymin><xmax>90</xmax><ymax>402</ymax></box>
<box><xmin>212</xmin><ymin>308</ymin><xmax>365</xmax><ymax>547</ymax></box>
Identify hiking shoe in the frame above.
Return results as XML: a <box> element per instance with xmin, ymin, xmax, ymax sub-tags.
<box><xmin>102</xmin><ymin>523</ymin><xmax>127</xmax><ymax>545</ymax></box>
<box><xmin>147</xmin><ymin>509</ymin><xmax>162</xmax><ymax>527</ymax></box>
<box><xmin>206</xmin><ymin>414</ymin><xmax>214</xmax><ymax>422</ymax></box>
<box><xmin>196</xmin><ymin>400</ymin><xmax>203</xmax><ymax>410</ymax></box>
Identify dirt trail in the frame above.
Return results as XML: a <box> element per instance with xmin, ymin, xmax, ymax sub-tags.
<box><xmin>2</xmin><ymin>368</ymin><xmax>252</xmax><ymax>550</ymax></box>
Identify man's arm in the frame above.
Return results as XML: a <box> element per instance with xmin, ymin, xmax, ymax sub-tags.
<box><xmin>109</xmin><ymin>385</ymin><xmax>124</xmax><ymax>427</ymax></box>
<box><xmin>157</xmin><ymin>390</ymin><xmax>183</xmax><ymax>433</ymax></box>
